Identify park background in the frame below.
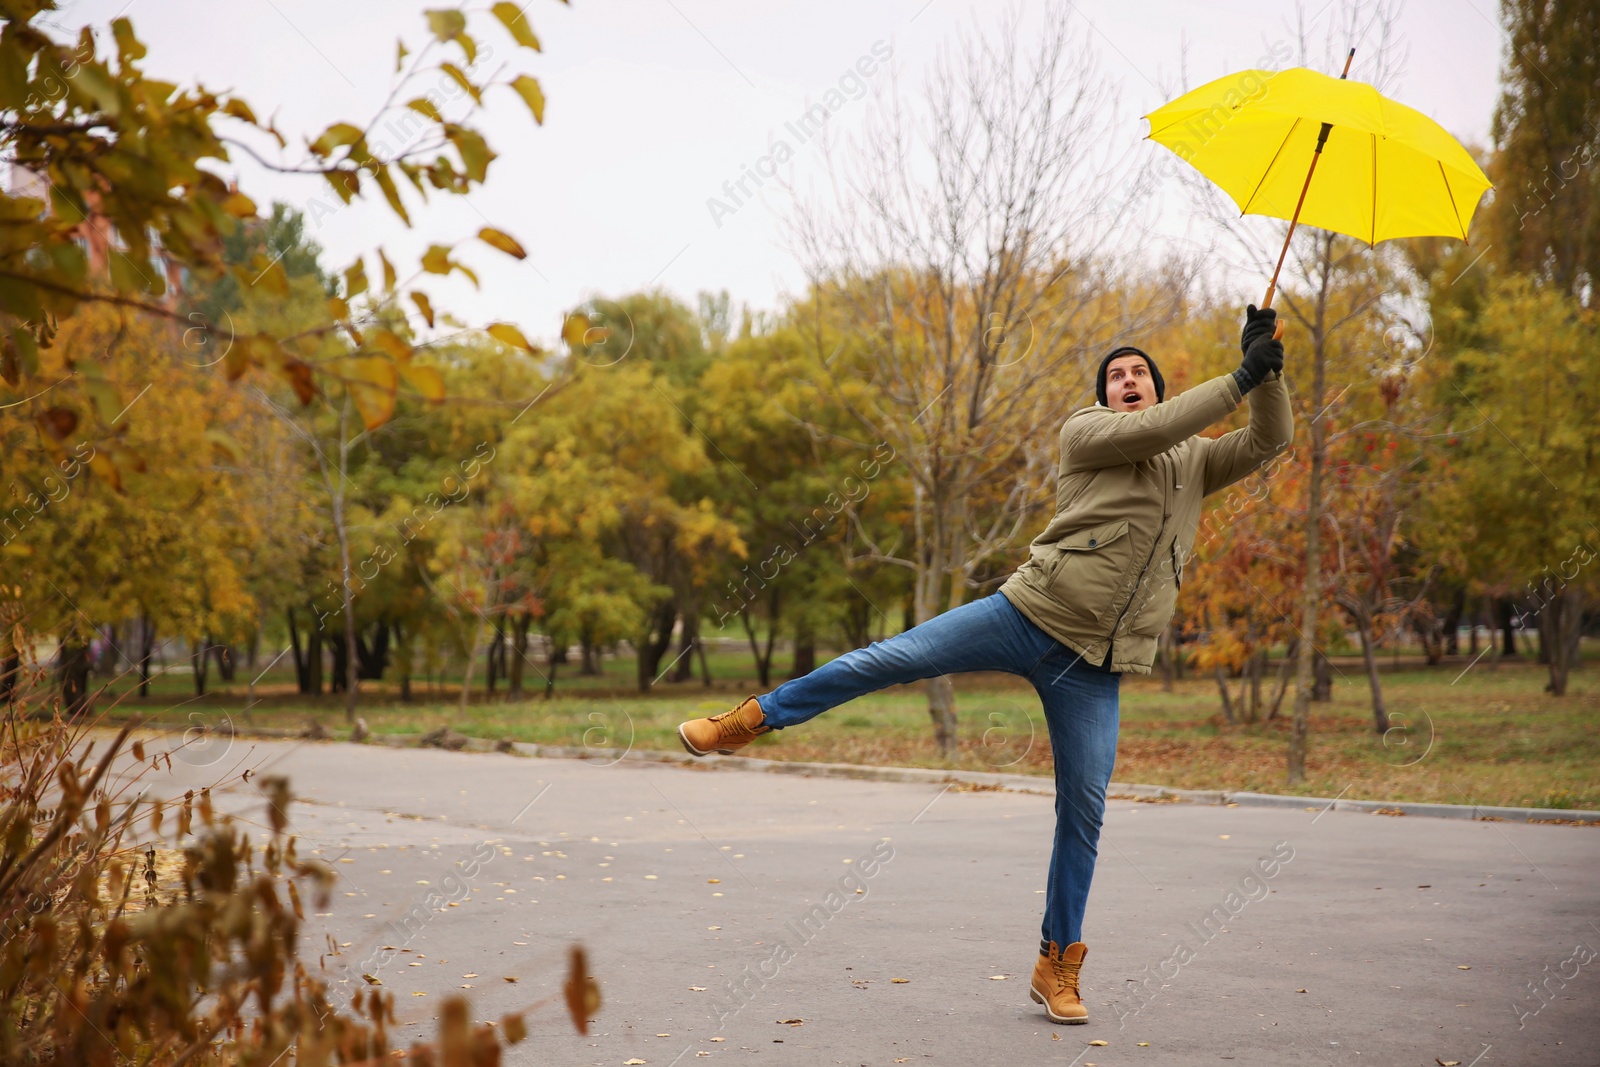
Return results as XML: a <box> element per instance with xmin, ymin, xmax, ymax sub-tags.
<box><xmin>2</xmin><ymin>0</ymin><xmax>1596</xmax><ymax>813</ymax></box>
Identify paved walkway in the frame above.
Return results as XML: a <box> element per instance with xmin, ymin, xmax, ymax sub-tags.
<box><xmin>149</xmin><ymin>737</ymin><xmax>1599</xmax><ymax>1066</ymax></box>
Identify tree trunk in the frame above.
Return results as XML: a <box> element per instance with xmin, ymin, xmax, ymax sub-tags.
<box><xmin>1267</xmin><ymin>638</ymin><xmax>1298</xmax><ymax>721</ymax></box>
<box><xmin>307</xmin><ymin>624</ymin><xmax>323</xmax><ymax>696</ymax></box>
<box><xmin>580</xmin><ymin>636</ymin><xmax>600</xmax><ymax>676</ymax></box>
<box><xmin>1289</xmin><ymin>302</ymin><xmax>1329</xmax><ymax>785</ymax></box>
<box><xmin>695</xmin><ymin>627</ymin><xmax>713</xmax><ymax>687</ymax></box>
<box><xmin>58</xmin><ymin>640</ymin><xmax>91</xmax><ymax>717</ymax></box>
<box><xmin>509</xmin><ymin>612</ymin><xmax>531</xmax><ymax>699</ymax></box>
<box><xmin>1443</xmin><ymin>589</ymin><xmax>1465</xmax><ymax>656</ymax></box>
<box><xmin>1498</xmin><ymin>596</ymin><xmax>1517</xmax><ymax>656</ymax></box>
<box><xmin>288</xmin><ymin>609</ymin><xmax>309</xmax><ymax>694</ymax></box>
<box><xmin>673</xmin><ymin>610</ymin><xmax>701</xmax><ymax>683</ymax></box>
<box><xmin>1312</xmin><ymin>649</ymin><xmax>1333</xmax><ymax>702</ymax></box>
<box><xmin>787</xmin><ymin>616</ymin><xmax>816</xmax><ymax>680</ymax></box>
<box><xmin>487</xmin><ymin>623</ymin><xmax>504</xmax><ymax>695</ymax></box>
<box><xmin>211</xmin><ymin>640</ymin><xmax>234</xmax><ymax>683</ymax></box>
<box><xmin>1356</xmin><ymin>618</ymin><xmax>1389</xmax><ymax>733</ymax></box>
<box><xmin>191</xmin><ymin>637</ymin><xmax>208</xmax><ymax>697</ymax></box>
<box><xmin>925</xmin><ymin>675</ymin><xmax>957</xmax><ymax>757</ymax></box>
<box><xmin>1544</xmin><ymin>584</ymin><xmax>1585</xmax><ymax>696</ymax></box>
<box><xmin>1248</xmin><ymin>649</ymin><xmax>1265</xmax><ymax>723</ymax></box>
<box><xmin>634</xmin><ymin>601</ymin><xmax>677</xmax><ymax>690</ymax></box>
<box><xmin>1214</xmin><ymin>665</ymin><xmax>1237</xmax><ymax>724</ymax></box>
<box><xmin>1158</xmin><ymin>622</ymin><xmax>1177</xmax><ymax>693</ymax></box>
<box><xmin>459</xmin><ymin>620</ymin><xmax>485</xmax><ymax>712</ymax></box>
<box><xmin>741</xmin><ymin>598</ymin><xmax>778</xmax><ymax>689</ymax></box>
<box><xmin>544</xmin><ymin>631</ymin><xmax>561</xmax><ymax>699</ymax></box>
<box><xmin>138</xmin><ymin>613</ymin><xmax>155</xmax><ymax>698</ymax></box>
<box><xmin>396</xmin><ymin>620</ymin><xmax>412</xmax><ymax>702</ymax></box>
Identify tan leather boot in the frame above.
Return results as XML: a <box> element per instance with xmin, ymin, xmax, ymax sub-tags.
<box><xmin>677</xmin><ymin>696</ymin><xmax>770</xmax><ymax>756</ymax></box>
<box><xmin>1030</xmin><ymin>940</ymin><xmax>1089</xmax><ymax>1024</ymax></box>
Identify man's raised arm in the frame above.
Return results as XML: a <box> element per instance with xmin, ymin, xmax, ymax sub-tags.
<box><xmin>1060</xmin><ymin>374</ymin><xmax>1243</xmax><ymax>471</ymax></box>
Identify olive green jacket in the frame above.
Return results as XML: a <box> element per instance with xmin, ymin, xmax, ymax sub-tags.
<box><xmin>997</xmin><ymin>371</ymin><xmax>1293</xmax><ymax>674</ymax></box>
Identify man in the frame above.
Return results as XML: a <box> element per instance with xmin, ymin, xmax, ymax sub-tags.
<box><xmin>677</xmin><ymin>305</ymin><xmax>1293</xmax><ymax>1025</ymax></box>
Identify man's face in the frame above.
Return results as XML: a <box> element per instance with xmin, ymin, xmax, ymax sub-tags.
<box><xmin>1105</xmin><ymin>354</ymin><xmax>1156</xmax><ymax>412</ymax></box>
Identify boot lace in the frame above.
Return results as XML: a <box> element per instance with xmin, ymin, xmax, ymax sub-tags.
<box><xmin>1051</xmin><ymin>950</ymin><xmax>1082</xmax><ymax>994</ymax></box>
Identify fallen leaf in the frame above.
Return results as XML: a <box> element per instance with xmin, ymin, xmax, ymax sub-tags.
<box><xmin>1437</xmin><ymin>1060</ymin><xmax>1461</xmax><ymax>1067</ymax></box>
<box><xmin>362</xmin><ymin>974</ymin><xmax>381</xmax><ymax>985</ymax></box>
<box><xmin>776</xmin><ymin>1018</ymin><xmax>803</xmax><ymax>1025</ymax></box>
<box><xmin>412</xmin><ymin>992</ymin><xmax>426</xmax><ymax>997</ymax></box>
<box><xmin>462</xmin><ymin>973</ymin><xmax>479</xmax><ymax>979</ymax></box>
<box><xmin>708</xmin><ymin>878</ymin><xmax>721</xmax><ymax>884</ymax></box>
<box><xmin>988</xmin><ymin>975</ymin><xmax>1008</xmax><ymax>981</ymax></box>
<box><xmin>625</xmin><ymin>1061</ymin><xmax>647</xmax><ymax>1066</ymax></box>
<box><xmin>707</xmin><ymin>926</ymin><xmax>721</xmax><ymax>931</ymax></box>
<box><xmin>504</xmin><ymin>977</ymin><xmax>517</xmax><ymax>983</ymax></box>
<box><xmin>1090</xmin><ymin>1040</ymin><xmax>1108</xmax><ymax>1046</ymax></box>
<box><xmin>1457</xmin><ymin>965</ymin><xmax>1470</xmax><ymax>970</ymax></box>
<box><xmin>689</xmin><ymin>986</ymin><xmax>707</xmax><ymax>992</ymax></box>
<box><xmin>1051</xmin><ymin>1034</ymin><xmax>1060</xmax><ymax>1041</ymax></box>
<box><xmin>1296</xmin><ymin>988</ymin><xmax>1308</xmax><ymax>993</ymax></box>
<box><xmin>710</xmin><ymin>1037</ymin><xmax>725</xmax><ymax>1042</ymax></box>
<box><xmin>656</xmin><ymin>1033</ymin><xmax>671</xmax><ymax>1037</ymax></box>
<box><xmin>891</xmin><ymin>977</ymin><xmax>910</xmax><ymax>983</ymax></box>
<box><xmin>1138</xmin><ymin>1042</ymin><xmax>1150</xmax><ymax>1046</ymax></box>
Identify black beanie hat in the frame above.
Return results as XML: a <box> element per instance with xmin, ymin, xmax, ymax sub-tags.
<box><xmin>1096</xmin><ymin>346</ymin><xmax>1165</xmax><ymax>406</ymax></box>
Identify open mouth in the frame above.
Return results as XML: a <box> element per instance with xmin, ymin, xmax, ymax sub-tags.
<box><xmin>1122</xmin><ymin>391</ymin><xmax>1140</xmax><ymax>405</ymax></box>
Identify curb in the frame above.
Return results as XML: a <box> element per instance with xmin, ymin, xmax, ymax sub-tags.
<box><xmin>121</xmin><ymin>720</ymin><xmax>1600</xmax><ymax>825</ymax></box>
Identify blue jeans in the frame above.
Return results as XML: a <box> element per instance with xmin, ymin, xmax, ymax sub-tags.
<box><xmin>758</xmin><ymin>592</ymin><xmax>1121</xmax><ymax>949</ymax></box>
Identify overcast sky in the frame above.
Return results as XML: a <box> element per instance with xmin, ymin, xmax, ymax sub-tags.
<box><xmin>61</xmin><ymin>0</ymin><xmax>1505</xmax><ymax>346</ymax></box>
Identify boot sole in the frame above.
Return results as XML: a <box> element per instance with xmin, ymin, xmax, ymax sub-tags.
<box><xmin>1030</xmin><ymin>984</ymin><xmax>1089</xmax><ymax>1024</ymax></box>
<box><xmin>676</xmin><ymin>725</ymin><xmax>737</xmax><ymax>758</ymax></box>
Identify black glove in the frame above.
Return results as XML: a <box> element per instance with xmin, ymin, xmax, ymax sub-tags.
<box><xmin>1240</xmin><ymin>303</ymin><xmax>1277</xmax><ymax>357</ymax></box>
<box><xmin>1233</xmin><ymin>335</ymin><xmax>1284</xmax><ymax>395</ymax></box>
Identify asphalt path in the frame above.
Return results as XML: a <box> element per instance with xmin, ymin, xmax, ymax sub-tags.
<box><xmin>141</xmin><ymin>735</ymin><xmax>1600</xmax><ymax>1067</ymax></box>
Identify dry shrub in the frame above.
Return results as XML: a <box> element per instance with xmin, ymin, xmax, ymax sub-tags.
<box><xmin>1</xmin><ymin>685</ymin><xmax>598</xmax><ymax>1065</ymax></box>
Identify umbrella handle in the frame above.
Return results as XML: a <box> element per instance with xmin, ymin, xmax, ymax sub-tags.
<box><xmin>1261</xmin><ymin>284</ymin><xmax>1286</xmax><ymax>340</ymax></box>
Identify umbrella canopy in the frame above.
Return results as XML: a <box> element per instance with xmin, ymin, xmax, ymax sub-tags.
<box><xmin>1145</xmin><ymin>65</ymin><xmax>1491</xmax><ymax>246</ymax></box>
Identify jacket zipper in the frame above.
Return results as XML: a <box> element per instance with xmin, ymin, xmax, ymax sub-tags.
<box><xmin>1104</xmin><ymin>454</ymin><xmax>1174</xmax><ymax>662</ymax></box>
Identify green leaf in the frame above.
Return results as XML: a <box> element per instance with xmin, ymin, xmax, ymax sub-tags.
<box><xmin>222</xmin><ymin>98</ymin><xmax>258</xmax><ymax>124</ymax></box>
<box><xmin>406</xmin><ymin>96</ymin><xmax>442</xmax><ymax>122</ymax></box>
<box><xmin>311</xmin><ymin>122</ymin><xmax>365</xmax><ymax>158</ymax></box>
<box><xmin>378</xmin><ymin>248</ymin><xmax>397</xmax><ymax>291</ymax></box>
<box><xmin>491</xmin><ymin>2</ymin><xmax>542</xmax><ymax>50</ymax></box>
<box><xmin>439</xmin><ymin>62</ymin><xmax>482</xmax><ymax>104</ymax></box>
<box><xmin>509</xmin><ymin>75</ymin><xmax>546</xmax><ymax>124</ymax></box>
<box><xmin>445</xmin><ymin>124</ymin><xmax>494</xmax><ymax>183</ymax></box>
<box><xmin>425</xmin><ymin>9</ymin><xmax>467</xmax><ymax>42</ymax></box>
<box><xmin>396</xmin><ymin>37</ymin><xmax>410</xmax><ymax>72</ymax></box>
<box><xmin>373</xmin><ymin>166</ymin><xmax>411</xmax><ymax>226</ymax></box>
<box><xmin>344</xmin><ymin>258</ymin><xmax>368</xmax><ymax>299</ymax></box>
<box><xmin>486</xmin><ymin>322</ymin><xmax>535</xmax><ymax>352</ymax></box>
<box><xmin>477</xmin><ymin>227</ymin><xmax>526</xmax><ymax>259</ymax></box>
<box><xmin>111</xmin><ymin>18</ymin><xmax>147</xmax><ymax>64</ymax></box>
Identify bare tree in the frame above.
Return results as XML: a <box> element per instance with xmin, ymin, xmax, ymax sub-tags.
<box><xmin>785</xmin><ymin>4</ymin><xmax>1185</xmax><ymax>755</ymax></box>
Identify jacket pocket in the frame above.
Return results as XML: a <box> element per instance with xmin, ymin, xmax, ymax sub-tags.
<box><xmin>1046</xmin><ymin>519</ymin><xmax>1131</xmax><ymax>622</ymax></box>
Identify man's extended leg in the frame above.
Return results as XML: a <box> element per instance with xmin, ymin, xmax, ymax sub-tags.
<box><xmin>677</xmin><ymin>593</ymin><xmax>1057</xmax><ymax>755</ymax></box>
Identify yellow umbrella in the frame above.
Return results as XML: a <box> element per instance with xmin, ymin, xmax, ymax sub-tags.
<box><xmin>1144</xmin><ymin>49</ymin><xmax>1491</xmax><ymax>335</ymax></box>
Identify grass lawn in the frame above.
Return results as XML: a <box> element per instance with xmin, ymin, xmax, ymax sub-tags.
<box><xmin>78</xmin><ymin>642</ymin><xmax>1600</xmax><ymax>811</ymax></box>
